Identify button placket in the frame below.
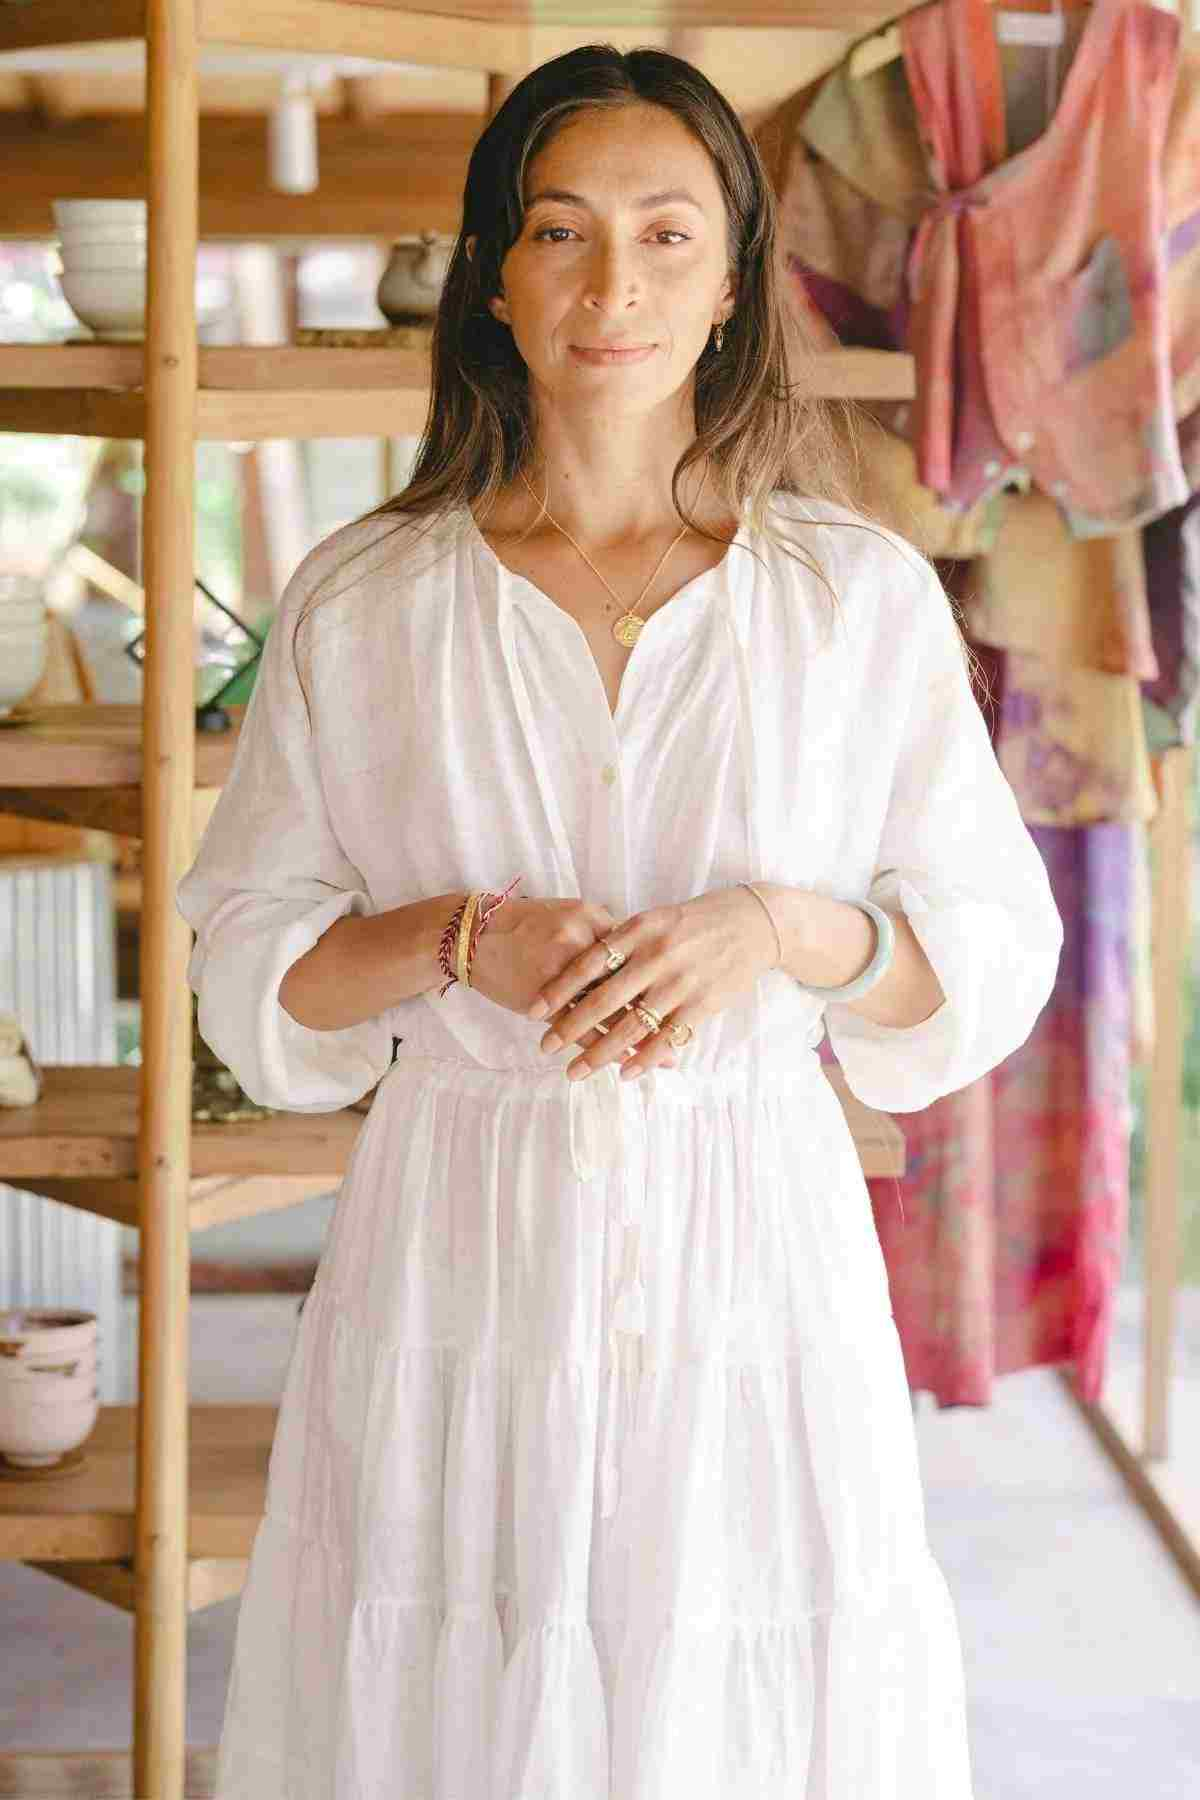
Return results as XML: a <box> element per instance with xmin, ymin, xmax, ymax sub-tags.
<box><xmin>565</xmin><ymin>1064</ymin><xmax>652</xmax><ymax>1523</ymax></box>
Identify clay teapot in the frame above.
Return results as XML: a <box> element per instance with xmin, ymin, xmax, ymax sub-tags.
<box><xmin>376</xmin><ymin>231</ymin><xmax>453</xmax><ymax>323</ymax></box>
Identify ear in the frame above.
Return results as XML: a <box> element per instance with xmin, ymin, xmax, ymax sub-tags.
<box><xmin>464</xmin><ymin>234</ymin><xmax>476</xmax><ymax>262</ymax></box>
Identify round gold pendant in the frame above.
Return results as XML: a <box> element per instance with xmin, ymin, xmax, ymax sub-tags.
<box><xmin>613</xmin><ymin>611</ymin><xmax>644</xmax><ymax>647</ymax></box>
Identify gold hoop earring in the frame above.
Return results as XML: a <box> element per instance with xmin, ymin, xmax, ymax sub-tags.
<box><xmin>714</xmin><ymin>320</ymin><xmax>725</xmax><ymax>352</ymax></box>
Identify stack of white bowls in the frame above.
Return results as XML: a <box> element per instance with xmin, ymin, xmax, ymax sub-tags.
<box><xmin>52</xmin><ymin>198</ymin><xmax>148</xmax><ymax>341</ymax></box>
<box><xmin>0</xmin><ymin>1309</ymin><xmax>100</xmax><ymax>1471</ymax></box>
<box><xmin>0</xmin><ymin>574</ymin><xmax>48</xmax><ymax>718</ymax></box>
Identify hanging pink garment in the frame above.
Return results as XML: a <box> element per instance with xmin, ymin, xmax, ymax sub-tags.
<box><xmin>903</xmin><ymin>0</ymin><xmax>1188</xmax><ymax>534</ymax></box>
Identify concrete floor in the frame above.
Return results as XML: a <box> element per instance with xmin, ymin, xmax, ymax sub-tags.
<box><xmin>1</xmin><ymin>1292</ymin><xmax>1198</xmax><ymax>1797</ymax></box>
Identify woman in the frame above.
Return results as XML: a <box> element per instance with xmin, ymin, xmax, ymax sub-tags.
<box><xmin>177</xmin><ymin>44</ymin><xmax>1063</xmax><ymax>1799</ymax></box>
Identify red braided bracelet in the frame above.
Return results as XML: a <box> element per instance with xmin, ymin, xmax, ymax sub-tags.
<box><xmin>437</xmin><ymin>874</ymin><xmax>523</xmax><ymax>997</ymax></box>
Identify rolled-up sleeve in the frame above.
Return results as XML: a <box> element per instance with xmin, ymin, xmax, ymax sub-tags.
<box><xmin>824</xmin><ymin>560</ymin><xmax>1064</xmax><ymax>1112</ymax></box>
<box><xmin>175</xmin><ymin>542</ymin><xmax>395</xmax><ymax>1112</ymax></box>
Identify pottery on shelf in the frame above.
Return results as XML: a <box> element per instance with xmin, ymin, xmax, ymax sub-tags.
<box><xmin>376</xmin><ymin>231</ymin><xmax>453</xmax><ymax>324</ymax></box>
<box><xmin>0</xmin><ymin>1309</ymin><xmax>100</xmax><ymax>1470</ymax></box>
<box><xmin>0</xmin><ymin>577</ymin><xmax>48</xmax><ymax>716</ymax></box>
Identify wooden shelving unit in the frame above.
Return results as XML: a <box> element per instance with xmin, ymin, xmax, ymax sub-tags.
<box><xmin>0</xmin><ymin>3</ymin><xmax>914</xmax><ymax>1794</ymax></box>
<box><xmin>0</xmin><ymin>342</ymin><xmax>913</xmax><ymax>438</ymax></box>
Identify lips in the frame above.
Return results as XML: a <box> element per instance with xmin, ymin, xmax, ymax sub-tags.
<box><xmin>570</xmin><ymin>343</ymin><xmax>656</xmax><ymax>363</ymax></box>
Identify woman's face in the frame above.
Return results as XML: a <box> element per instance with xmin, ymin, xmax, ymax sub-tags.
<box><xmin>472</xmin><ymin>102</ymin><xmax>736</xmax><ymax>416</ymax></box>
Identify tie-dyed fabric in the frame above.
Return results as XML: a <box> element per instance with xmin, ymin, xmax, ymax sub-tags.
<box><xmin>902</xmin><ymin>0</ymin><xmax>1194</xmax><ymax>534</ymax></box>
<box><xmin>759</xmin><ymin>6</ymin><xmax>1196</xmax><ymax>1410</ymax></box>
<box><xmin>819</xmin><ymin>635</ymin><xmax>1138</xmax><ymax>1409</ymax></box>
<box><xmin>777</xmin><ymin>0</ymin><xmax>1200</xmax><ymax>538</ymax></box>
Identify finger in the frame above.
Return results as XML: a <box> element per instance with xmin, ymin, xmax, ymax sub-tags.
<box><xmin>532</xmin><ymin>924</ymin><xmax>641</xmax><ymax>1028</ymax></box>
<box><xmin>593</xmin><ymin>992</ymin><xmax>696</xmax><ymax>1080</ymax></box>
<box><xmin>565</xmin><ymin>1001</ymin><xmax>660</xmax><ymax>1078</ymax></box>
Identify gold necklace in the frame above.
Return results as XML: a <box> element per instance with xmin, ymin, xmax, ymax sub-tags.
<box><xmin>517</xmin><ymin>467</ymin><xmax>692</xmax><ymax>647</ymax></box>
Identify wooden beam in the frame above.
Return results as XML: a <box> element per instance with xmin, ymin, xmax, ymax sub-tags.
<box><xmin>0</xmin><ymin>110</ymin><xmax>478</xmax><ymax>238</ymax></box>
<box><xmin>198</xmin><ymin>0</ymin><xmax>532</xmax><ymax>71</ymax></box>
<box><xmin>340</xmin><ymin>0</ymin><xmax>891</xmax><ymax>23</ymax></box>
<box><xmin>1</xmin><ymin>344</ymin><xmax>428</xmax><ymax>389</ymax></box>
<box><xmin>0</xmin><ymin>0</ymin><xmax>144</xmax><ymax>53</ymax></box>
<box><xmin>24</xmin><ymin>1556</ymin><xmax>248</xmax><ymax>1614</ymax></box>
<box><xmin>0</xmin><ymin>1748</ymin><xmax>218</xmax><ymax>1798</ymax></box>
<box><xmin>1145</xmin><ymin>745</ymin><xmax>1190</xmax><ymax>1459</ymax></box>
<box><xmin>0</xmin><ymin>787</ymin><xmax>146</xmax><ymax>837</ymax></box>
<box><xmin>0</xmin><ymin>389</ymin><xmax>145</xmax><ymax>436</ymax></box>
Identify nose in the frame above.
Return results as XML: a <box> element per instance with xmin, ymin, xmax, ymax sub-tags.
<box><xmin>582</xmin><ymin>237</ymin><xmax>642</xmax><ymax>314</ymax></box>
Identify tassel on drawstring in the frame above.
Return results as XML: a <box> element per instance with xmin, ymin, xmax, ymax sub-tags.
<box><xmin>610</xmin><ymin>1271</ymin><xmax>646</xmax><ymax>1338</ymax></box>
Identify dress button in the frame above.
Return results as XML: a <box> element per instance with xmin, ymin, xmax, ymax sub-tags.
<box><xmin>601</xmin><ymin>763</ymin><xmax>618</xmax><ymax>786</ymax></box>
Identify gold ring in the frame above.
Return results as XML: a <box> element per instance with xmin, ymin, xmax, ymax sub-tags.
<box><xmin>600</xmin><ymin>939</ymin><xmax>626</xmax><ymax>973</ymax></box>
<box><xmin>667</xmin><ymin>1020</ymin><xmax>693</xmax><ymax>1047</ymax></box>
<box><xmin>631</xmin><ymin>1000</ymin><xmax>663</xmax><ymax>1033</ymax></box>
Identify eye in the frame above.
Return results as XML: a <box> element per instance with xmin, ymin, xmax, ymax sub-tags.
<box><xmin>531</xmin><ymin>227</ymin><xmax>692</xmax><ymax>246</ymax></box>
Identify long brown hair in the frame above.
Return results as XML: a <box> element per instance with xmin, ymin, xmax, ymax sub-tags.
<box><xmin>292</xmin><ymin>43</ymin><xmax>929</xmax><ymax>710</ymax></box>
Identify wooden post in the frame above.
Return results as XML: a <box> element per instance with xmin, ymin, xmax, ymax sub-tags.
<box><xmin>487</xmin><ymin>71</ymin><xmax>520</xmax><ymax>117</ymax></box>
<box><xmin>1143</xmin><ymin>744</ymin><xmax>1190</xmax><ymax>1459</ymax></box>
<box><xmin>137</xmin><ymin>0</ymin><xmax>197</xmax><ymax>1791</ymax></box>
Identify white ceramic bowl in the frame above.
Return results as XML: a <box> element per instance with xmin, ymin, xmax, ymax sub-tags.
<box><xmin>0</xmin><ymin>1388</ymin><xmax>99</xmax><ymax>1467</ymax></box>
<box><xmin>58</xmin><ymin>268</ymin><xmax>224</xmax><ymax>338</ymax></box>
<box><xmin>57</xmin><ymin>226</ymin><xmax>148</xmax><ymax>252</ymax></box>
<box><xmin>59</xmin><ymin>243</ymin><xmax>148</xmax><ymax>272</ymax></box>
<box><xmin>0</xmin><ymin>1310</ymin><xmax>99</xmax><ymax>1467</ymax></box>
<box><xmin>53</xmin><ymin>199</ymin><xmax>146</xmax><ymax>230</ymax></box>
<box><xmin>0</xmin><ymin>635</ymin><xmax>48</xmax><ymax>713</ymax></box>
<box><xmin>59</xmin><ymin>267</ymin><xmax>146</xmax><ymax>337</ymax></box>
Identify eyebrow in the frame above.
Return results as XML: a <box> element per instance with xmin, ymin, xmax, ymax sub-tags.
<box><xmin>523</xmin><ymin>186</ymin><xmax>705</xmax><ymax>213</ymax></box>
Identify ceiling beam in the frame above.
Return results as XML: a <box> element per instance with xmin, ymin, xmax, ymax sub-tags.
<box><xmin>197</xmin><ymin>0</ymin><xmax>533</xmax><ymax>71</ymax></box>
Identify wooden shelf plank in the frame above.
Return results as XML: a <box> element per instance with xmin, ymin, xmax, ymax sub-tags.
<box><xmin>26</xmin><ymin>1554</ymin><xmax>248</xmax><ymax>1613</ymax></box>
<box><xmin>0</xmin><ymin>388</ymin><xmax>146</xmax><ymax>438</ymax></box>
<box><xmin>0</xmin><ymin>1404</ymin><xmax>274</xmax><ymax>1561</ymax></box>
<box><xmin>0</xmin><ymin>1063</ymin><xmax>902</xmax><ymax>1181</ymax></box>
<box><xmin>0</xmin><ymin>346</ymin><xmax>913</xmax><ymax>437</ymax></box>
<box><xmin>16</xmin><ymin>1172</ymin><xmax>339</xmax><ymax>1232</ymax></box>
<box><xmin>0</xmin><ymin>344</ymin><xmax>911</xmax><ymax>400</ymax></box>
<box><xmin>0</xmin><ymin>0</ymin><xmax>145</xmax><ymax>54</ymax></box>
<box><xmin>0</xmin><ymin>384</ymin><xmax>431</xmax><ymax>439</ymax></box>
<box><xmin>0</xmin><ymin>1066</ymin><xmax>369</xmax><ymax>1180</ymax></box>
<box><xmin>0</xmin><ymin>704</ymin><xmax>243</xmax><ymax>788</ymax></box>
<box><xmin>0</xmin><ymin>0</ymin><xmax>894</xmax><ymax>56</ymax></box>
<box><xmin>250</xmin><ymin>0</ymin><xmax>892</xmax><ymax>26</ymax></box>
<box><xmin>194</xmin><ymin>384</ymin><xmax>431</xmax><ymax>438</ymax></box>
<box><xmin>0</xmin><ymin>111</ymin><xmax>478</xmax><ymax>240</ymax></box>
<box><xmin>808</xmin><ymin>348</ymin><xmax>915</xmax><ymax>400</ymax></box>
<box><xmin>0</xmin><ymin>345</ymin><xmax>430</xmax><ymax>391</ymax></box>
<box><xmin>0</xmin><ymin>1747</ymin><xmax>218</xmax><ymax>1798</ymax></box>
<box><xmin>0</xmin><ymin>788</ymin><xmax>146</xmax><ymax>837</ymax></box>
<box><xmin>198</xmin><ymin>0</ymin><xmax>532</xmax><ymax>69</ymax></box>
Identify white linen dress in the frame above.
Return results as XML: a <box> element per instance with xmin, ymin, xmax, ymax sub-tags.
<box><xmin>175</xmin><ymin>490</ymin><xmax>1064</xmax><ymax>1800</ymax></box>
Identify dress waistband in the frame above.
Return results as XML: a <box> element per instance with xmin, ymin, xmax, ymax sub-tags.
<box><xmin>383</xmin><ymin>1025</ymin><xmax>826</xmax><ymax>1521</ymax></box>
<box><xmin>383</xmin><ymin>1022</ymin><xmax>826</xmax><ymax>1168</ymax></box>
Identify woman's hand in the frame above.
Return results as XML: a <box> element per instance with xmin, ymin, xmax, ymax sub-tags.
<box><xmin>526</xmin><ymin>885</ymin><xmax>779</xmax><ymax>1080</ymax></box>
<box><xmin>468</xmin><ymin>894</ymin><xmax>681</xmax><ymax>1066</ymax></box>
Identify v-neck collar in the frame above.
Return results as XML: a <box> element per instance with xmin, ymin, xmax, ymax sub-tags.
<box><xmin>461</xmin><ymin>497</ymin><xmax>753</xmax><ymax>731</ymax></box>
